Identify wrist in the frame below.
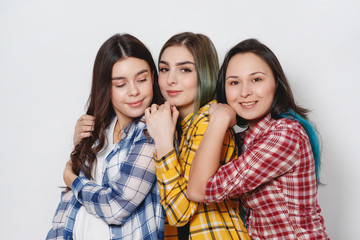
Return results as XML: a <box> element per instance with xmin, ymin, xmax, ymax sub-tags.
<box><xmin>209</xmin><ymin>115</ymin><xmax>231</xmax><ymax>130</ymax></box>
<box><xmin>154</xmin><ymin>140</ymin><xmax>174</xmax><ymax>158</ymax></box>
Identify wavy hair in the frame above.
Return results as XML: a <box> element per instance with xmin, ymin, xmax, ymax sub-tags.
<box><xmin>71</xmin><ymin>33</ymin><xmax>161</xmax><ymax>179</ymax></box>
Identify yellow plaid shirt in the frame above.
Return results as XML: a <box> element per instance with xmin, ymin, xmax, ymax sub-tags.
<box><xmin>155</xmin><ymin>100</ymin><xmax>250</xmax><ymax>240</ymax></box>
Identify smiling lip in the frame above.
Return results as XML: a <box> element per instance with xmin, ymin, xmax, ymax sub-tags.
<box><xmin>128</xmin><ymin>99</ymin><xmax>143</xmax><ymax>107</ymax></box>
<box><xmin>240</xmin><ymin>101</ymin><xmax>257</xmax><ymax>109</ymax></box>
<box><xmin>167</xmin><ymin>90</ymin><xmax>182</xmax><ymax>97</ymax></box>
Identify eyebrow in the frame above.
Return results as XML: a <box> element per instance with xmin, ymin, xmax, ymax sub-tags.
<box><xmin>111</xmin><ymin>69</ymin><xmax>149</xmax><ymax>80</ymax></box>
<box><xmin>226</xmin><ymin>71</ymin><xmax>266</xmax><ymax>80</ymax></box>
<box><xmin>159</xmin><ymin>60</ymin><xmax>195</xmax><ymax>66</ymax></box>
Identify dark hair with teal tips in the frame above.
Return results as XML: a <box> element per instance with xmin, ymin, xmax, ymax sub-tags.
<box><xmin>158</xmin><ymin>32</ymin><xmax>219</xmax><ymax>116</ymax></box>
<box><xmin>217</xmin><ymin>38</ymin><xmax>322</xmax><ymax>184</ymax></box>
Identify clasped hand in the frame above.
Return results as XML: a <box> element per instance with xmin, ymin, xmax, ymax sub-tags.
<box><xmin>145</xmin><ymin>101</ymin><xmax>179</xmax><ymax>158</ymax></box>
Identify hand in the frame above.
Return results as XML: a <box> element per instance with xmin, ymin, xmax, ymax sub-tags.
<box><xmin>63</xmin><ymin>160</ymin><xmax>78</xmax><ymax>189</ymax></box>
<box><xmin>73</xmin><ymin>114</ymin><xmax>95</xmax><ymax>146</ymax></box>
<box><xmin>209</xmin><ymin>103</ymin><xmax>237</xmax><ymax>128</ymax></box>
<box><xmin>145</xmin><ymin>101</ymin><xmax>179</xmax><ymax>157</ymax></box>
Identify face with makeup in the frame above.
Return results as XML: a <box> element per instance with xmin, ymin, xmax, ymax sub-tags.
<box><xmin>158</xmin><ymin>45</ymin><xmax>198</xmax><ymax>119</ymax></box>
<box><xmin>111</xmin><ymin>57</ymin><xmax>153</xmax><ymax>123</ymax></box>
<box><xmin>225</xmin><ymin>52</ymin><xmax>277</xmax><ymax>128</ymax></box>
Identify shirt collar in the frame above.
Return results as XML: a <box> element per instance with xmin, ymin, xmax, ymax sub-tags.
<box><xmin>243</xmin><ymin>113</ymin><xmax>273</xmax><ymax>145</ymax></box>
<box><xmin>180</xmin><ymin>100</ymin><xmax>216</xmax><ymax>131</ymax></box>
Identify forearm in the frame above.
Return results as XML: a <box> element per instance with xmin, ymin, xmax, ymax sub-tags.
<box><xmin>205</xmin><ymin>121</ymin><xmax>303</xmax><ymax>204</ymax></box>
<box><xmin>73</xmin><ymin>140</ymin><xmax>157</xmax><ymax>225</ymax></box>
<box><xmin>154</xmin><ymin>136</ymin><xmax>175</xmax><ymax>159</ymax></box>
<box><xmin>73</xmin><ymin>171</ymin><xmax>156</xmax><ymax>225</ymax></box>
<box><xmin>155</xmin><ymin>149</ymin><xmax>199</xmax><ymax>226</ymax></box>
<box><xmin>186</xmin><ymin>117</ymin><xmax>229</xmax><ymax>202</ymax></box>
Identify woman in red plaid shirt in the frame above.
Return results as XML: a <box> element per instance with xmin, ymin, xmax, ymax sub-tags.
<box><xmin>187</xmin><ymin>39</ymin><xmax>329</xmax><ymax>239</ymax></box>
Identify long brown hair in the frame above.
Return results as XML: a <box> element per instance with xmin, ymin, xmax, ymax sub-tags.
<box><xmin>71</xmin><ymin>33</ymin><xmax>161</xmax><ymax>179</ymax></box>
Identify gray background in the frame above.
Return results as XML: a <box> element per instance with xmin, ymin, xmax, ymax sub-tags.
<box><xmin>1</xmin><ymin>0</ymin><xmax>359</xmax><ymax>239</ymax></box>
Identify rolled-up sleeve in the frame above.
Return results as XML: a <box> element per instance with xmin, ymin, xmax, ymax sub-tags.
<box><xmin>72</xmin><ymin>128</ymin><xmax>156</xmax><ymax>225</ymax></box>
<box><xmin>205</xmin><ymin>123</ymin><xmax>301</xmax><ymax>204</ymax></box>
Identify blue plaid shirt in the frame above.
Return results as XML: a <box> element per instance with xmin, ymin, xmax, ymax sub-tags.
<box><xmin>46</xmin><ymin>116</ymin><xmax>164</xmax><ymax>240</ymax></box>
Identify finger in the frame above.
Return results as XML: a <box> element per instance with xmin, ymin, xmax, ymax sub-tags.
<box><xmin>145</xmin><ymin>107</ymin><xmax>151</xmax><ymax>117</ymax></box>
<box><xmin>79</xmin><ymin>118</ymin><xmax>95</xmax><ymax>127</ymax></box>
<box><xmin>150</xmin><ymin>103</ymin><xmax>159</xmax><ymax>113</ymax></box>
<box><xmin>80</xmin><ymin>132</ymin><xmax>91</xmax><ymax>139</ymax></box>
<box><xmin>83</xmin><ymin>118</ymin><xmax>95</xmax><ymax>125</ymax></box>
<box><xmin>163</xmin><ymin>101</ymin><xmax>171</xmax><ymax>108</ymax></box>
<box><xmin>81</xmin><ymin>114</ymin><xmax>95</xmax><ymax>120</ymax></box>
<box><xmin>80</xmin><ymin>125</ymin><xmax>94</xmax><ymax>133</ymax></box>
<box><xmin>171</xmin><ymin>105</ymin><xmax>179</xmax><ymax>122</ymax></box>
<box><xmin>78</xmin><ymin>114</ymin><xmax>93</xmax><ymax>124</ymax></box>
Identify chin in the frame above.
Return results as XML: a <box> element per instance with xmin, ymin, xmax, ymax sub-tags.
<box><xmin>128</xmin><ymin>110</ymin><xmax>146</xmax><ymax>118</ymax></box>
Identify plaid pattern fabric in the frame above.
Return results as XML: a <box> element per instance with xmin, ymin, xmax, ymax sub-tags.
<box><xmin>155</xmin><ymin>100</ymin><xmax>250</xmax><ymax>240</ymax></box>
<box><xmin>205</xmin><ymin>114</ymin><xmax>329</xmax><ymax>240</ymax></box>
<box><xmin>46</xmin><ymin>117</ymin><xmax>165</xmax><ymax>240</ymax></box>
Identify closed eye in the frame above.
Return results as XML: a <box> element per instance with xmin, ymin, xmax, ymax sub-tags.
<box><xmin>115</xmin><ymin>83</ymin><xmax>126</xmax><ymax>88</ymax></box>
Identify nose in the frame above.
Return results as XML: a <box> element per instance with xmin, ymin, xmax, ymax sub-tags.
<box><xmin>128</xmin><ymin>82</ymin><xmax>140</xmax><ymax>96</ymax></box>
<box><xmin>166</xmin><ymin>70</ymin><xmax>177</xmax><ymax>86</ymax></box>
<box><xmin>240</xmin><ymin>82</ymin><xmax>252</xmax><ymax>98</ymax></box>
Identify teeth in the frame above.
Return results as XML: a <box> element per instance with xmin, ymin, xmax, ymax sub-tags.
<box><xmin>241</xmin><ymin>102</ymin><xmax>256</xmax><ymax>106</ymax></box>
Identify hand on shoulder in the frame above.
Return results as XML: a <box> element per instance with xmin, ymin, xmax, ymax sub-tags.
<box><xmin>209</xmin><ymin>103</ymin><xmax>237</xmax><ymax>128</ymax></box>
<box><xmin>73</xmin><ymin>114</ymin><xmax>95</xmax><ymax>146</ymax></box>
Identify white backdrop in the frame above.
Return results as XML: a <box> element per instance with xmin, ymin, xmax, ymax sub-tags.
<box><xmin>1</xmin><ymin>0</ymin><xmax>359</xmax><ymax>239</ymax></box>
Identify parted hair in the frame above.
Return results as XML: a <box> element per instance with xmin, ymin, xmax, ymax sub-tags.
<box><xmin>217</xmin><ymin>38</ymin><xmax>309</xmax><ymax>127</ymax></box>
<box><xmin>158</xmin><ymin>32</ymin><xmax>219</xmax><ymax>116</ymax></box>
<box><xmin>71</xmin><ymin>33</ymin><xmax>161</xmax><ymax>179</ymax></box>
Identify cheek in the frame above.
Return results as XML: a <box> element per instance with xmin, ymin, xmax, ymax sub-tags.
<box><xmin>110</xmin><ymin>87</ymin><xmax>124</xmax><ymax>104</ymax></box>
<box><xmin>158</xmin><ymin>75</ymin><xmax>167</xmax><ymax>90</ymax></box>
<box><xmin>225</xmin><ymin>86</ymin><xmax>238</xmax><ymax>103</ymax></box>
<box><xmin>187</xmin><ymin>75</ymin><xmax>198</xmax><ymax>89</ymax></box>
<box><xmin>262</xmin><ymin>86</ymin><xmax>276</xmax><ymax>101</ymax></box>
<box><xmin>181</xmin><ymin>75</ymin><xmax>198</xmax><ymax>96</ymax></box>
<box><xmin>143</xmin><ymin>82</ymin><xmax>154</xmax><ymax>96</ymax></box>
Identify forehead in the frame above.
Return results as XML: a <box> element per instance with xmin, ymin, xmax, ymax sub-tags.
<box><xmin>226</xmin><ymin>52</ymin><xmax>271</xmax><ymax>74</ymax></box>
<box><xmin>160</xmin><ymin>45</ymin><xmax>194</xmax><ymax>63</ymax></box>
<box><xmin>112</xmin><ymin>57</ymin><xmax>150</xmax><ymax>76</ymax></box>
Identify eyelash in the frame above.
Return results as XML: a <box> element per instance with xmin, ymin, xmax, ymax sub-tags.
<box><xmin>159</xmin><ymin>67</ymin><xmax>168</xmax><ymax>73</ymax></box>
<box><xmin>159</xmin><ymin>67</ymin><xmax>192</xmax><ymax>73</ymax></box>
<box><xmin>115</xmin><ymin>78</ymin><xmax>147</xmax><ymax>88</ymax></box>
<box><xmin>181</xmin><ymin>68</ymin><xmax>192</xmax><ymax>73</ymax></box>
<box><xmin>116</xmin><ymin>83</ymin><xmax>126</xmax><ymax>88</ymax></box>
<box><xmin>228</xmin><ymin>77</ymin><xmax>262</xmax><ymax>86</ymax></box>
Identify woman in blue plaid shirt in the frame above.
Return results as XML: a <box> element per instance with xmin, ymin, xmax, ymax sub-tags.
<box><xmin>46</xmin><ymin>33</ymin><xmax>165</xmax><ymax>240</ymax></box>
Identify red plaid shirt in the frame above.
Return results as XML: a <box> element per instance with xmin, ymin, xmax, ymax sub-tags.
<box><xmin>205</xmin><ymin>114</ymin><xmax>329</xmax><ymax>240</ymax></box>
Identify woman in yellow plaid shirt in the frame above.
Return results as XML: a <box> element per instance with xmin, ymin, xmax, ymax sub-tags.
<box><xmin>145</xmin><ymin>32</ymin><xmax>250</xmax><ymax>240</ymax></box>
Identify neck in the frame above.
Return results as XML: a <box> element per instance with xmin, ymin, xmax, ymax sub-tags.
<box><xmin>178</xmin><ymin>104</ymin><xmax>195</xmax><ymax>121</ymax></box>
<box><xmin>113</xmin><ymin>116</ymin><xmax>133</xmax><ymax>144</ymax></box>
